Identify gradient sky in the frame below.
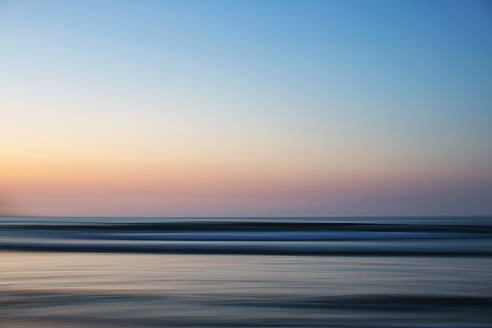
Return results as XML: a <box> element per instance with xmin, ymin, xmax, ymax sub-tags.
<box><xmin>1</xmin><ymin>0</ymin><xmax>491</xmax><ymax>216</ymax></box>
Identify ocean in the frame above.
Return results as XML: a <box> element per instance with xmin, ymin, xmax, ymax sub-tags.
<box><xmin>1</xmin><ymin>216</ymin><xmax>491</xmax><ymax>327</ymax></box>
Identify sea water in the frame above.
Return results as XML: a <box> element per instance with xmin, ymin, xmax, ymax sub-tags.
<box><xmin>1</xmin><ymin>216</ymin><xmax>491</xmax><ymax>327</ymax></box>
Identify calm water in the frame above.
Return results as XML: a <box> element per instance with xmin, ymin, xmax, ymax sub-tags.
<box><xmin>1</xmin><ymin>216</ymin><xmax>492</xmax><ymax>327</ymax></box>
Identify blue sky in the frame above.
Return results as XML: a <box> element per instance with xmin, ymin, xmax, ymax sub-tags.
<box><xmin>1</xmin><ymin>0</ymin><xmax>491</xmax><ymax>216</ymax></box>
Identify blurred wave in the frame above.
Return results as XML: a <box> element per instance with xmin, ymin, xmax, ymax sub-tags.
<box><xmin>1</xmin><ymin>216</ymin><xmax>492</xmax><ymax>256</ymax></box>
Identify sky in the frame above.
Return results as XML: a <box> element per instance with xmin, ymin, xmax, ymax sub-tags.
<box><xmin>1</xmin><ymin>0</ymin><xmax>491</xmax><ymax>217</ymax></box>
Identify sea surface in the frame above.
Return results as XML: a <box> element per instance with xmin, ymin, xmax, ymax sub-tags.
<box><xmin>1</xmin><ymin>216</ymin><xmax>491</xmax><ymax>327</ymax></box>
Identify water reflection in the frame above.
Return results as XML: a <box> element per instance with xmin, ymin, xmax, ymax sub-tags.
<box><xmin>1</xmin><ymin>252</ymin><xmax>492</xmax><ymax>327</ymax></box>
